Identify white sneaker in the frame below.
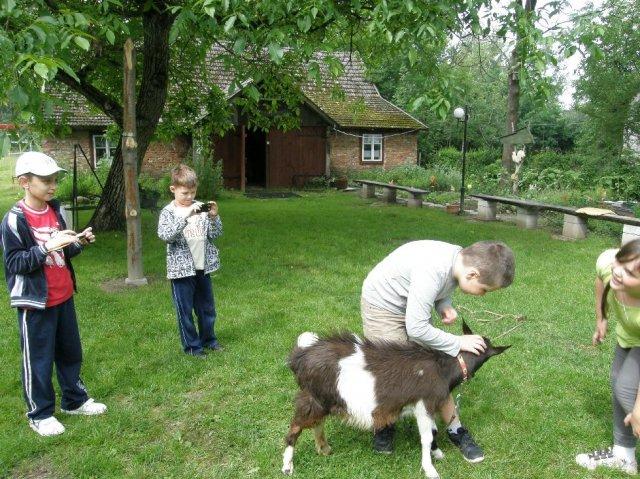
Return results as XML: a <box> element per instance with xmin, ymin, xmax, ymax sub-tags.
<box><xmin>61</xmin><ymin>398</ymin><xmax>107</xmax><ymax>416</ymax></box>
<box><xmin>576</xmin><ymin>447</ymin><xmax>638</xmax><ymax>474</ymax></box>
<box><xmin>29</xmin><ymin>416</ymin><xmax>65</xmax><ymax>436</ymax></box>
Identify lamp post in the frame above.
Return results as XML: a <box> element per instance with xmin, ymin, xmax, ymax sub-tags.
<box><xmin>453</xmin><ymin>106</ymin><xmax>469</xmax><ymax>215</ymax></box>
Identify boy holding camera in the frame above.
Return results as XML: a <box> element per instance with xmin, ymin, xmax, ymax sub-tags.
<box><xmin>157</xmin><ymin>164</ymin><xmax>223</xmax><ymax>357</ymax></box>
<box><xmin>1</xmin><ymin>152</ymin><xmax>106</xmax><ymax>436</ymax></box>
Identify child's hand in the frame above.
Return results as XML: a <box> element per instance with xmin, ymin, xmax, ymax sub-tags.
<box><xmin>45</xmin><ymin>231</ymin><xmax>78</xmax><ymax>252</ymax></box>
<box><xmin>77</xmin><ymin>227</ymin><xmax>95</xmax><ymax>245</ymax></box>
<box><xmin>208</xmin><ymin>201</ymin><xmax>218</xmax><ymax>218</ymax></box>
<box><xmin>176</xmin><ymin>203</ymin><xmax>202</xmax><ymax>218</ymax></box>
<box><xmin>440</xmin><ymin>306</ymin><xmax>458</xmax><ymax>325</ymax></box>
<box><xmin>459</xmin><ymin>335</ymin><xmax>486</xmax><ymax>355</ymax></box>
<box><xmin>592</xmin><ymin>319</ymin><xmax>608</xmax><ymax>346</ymax></box>
<box><xmin>624</xmin><ymin>409</ymin><xmax>640</xmax><ymax>438</ymax></box>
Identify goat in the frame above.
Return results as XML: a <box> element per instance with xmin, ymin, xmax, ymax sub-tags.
<box><xmin>281</xmin><ymin>321</ymin><xmax>509</xmax><ymax>478</ymax></box>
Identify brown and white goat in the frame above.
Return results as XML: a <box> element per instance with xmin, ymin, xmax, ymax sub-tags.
<box><xmin>281</xmin><ymin>322</ymin><xmax>509</xmax><ymax>478</ymax></box>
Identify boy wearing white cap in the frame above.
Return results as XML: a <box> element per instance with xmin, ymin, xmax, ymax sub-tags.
<box><xmin>0</xmin><ymin>152</ymin><xmax>106</xmax><ymax>436</ymax></box>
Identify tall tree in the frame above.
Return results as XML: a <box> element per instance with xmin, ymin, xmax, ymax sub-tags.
<box><xmin>572</xmin><ymin>0</ymin><xmax>640</xmax><ymax>155</ymax></box>
<box><xmin>501</xmin><ymin>0</ymin><xmax>537</xmax><ymax>173</ymax></box>
<box><xmin>1</xmin><ymin>0</ymin><xmax>554</xmax><ymax>229</ymax></box>
<box><xmin>494</xmin><ymin>0</ymin><xmax>563</xmax><ymax>173</ymax></box>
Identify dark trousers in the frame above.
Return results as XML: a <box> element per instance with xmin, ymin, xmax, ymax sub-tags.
<box><xmin>171</xmin><ymin>271</ymin><xmax>218</xmax><ymax>354</ymax></box>
<box><xmin>17</xmin><ymin>298</ymin><xmax>89</xmax><ymax>420</ymax></box>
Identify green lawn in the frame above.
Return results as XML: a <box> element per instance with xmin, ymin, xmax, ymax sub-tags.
<box><xmin>0</xmin><ymin>158</ymin><xmax>627</xmax><ymax>478</ymax></box>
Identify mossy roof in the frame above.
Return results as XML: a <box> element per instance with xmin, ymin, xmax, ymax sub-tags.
<box><xmin>48</xmin><ymin>49</ymin><xmax>427</xmax><ymax>131</ymax></box>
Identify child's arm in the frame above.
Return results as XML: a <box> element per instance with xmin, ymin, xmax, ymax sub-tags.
<box><xmin>593</xmin><ymin>249</ymin><xmax>616</xmax><ymax>345</ymax></box>
<box><xmin>593</xmin><ymin>276</ymin><xmax>608</xmax><ymax>345</ymax></box>
<box><xmin>435</xmin><ymin>297</ymin><xmax>457</xmax><ymax>324</ymax></box>
<box><xmin>206</xmin><ymin>214</ymin><xmax>222</xmax><ymax>241</ymax></box>
<box><xmin>405</xmin><ymin>279</ymin><xmax>462</xmax><ymax>356</ymax></box>
<box><xmin>1</xmin><ymin>221</ymin><xmax>74</xmax><ymax>274</ymax></box>
<box><xmin>157</xmin><ymin>208</ymin><xmax>189</xmax><ymax>243</ymax></box>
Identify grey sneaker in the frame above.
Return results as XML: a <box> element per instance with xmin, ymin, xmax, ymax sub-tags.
<box><xmin>447</xmin><ymin>427</ymin><xmax>484</xmax><ymax>463</ymax></box>
<box><xmin>576</xmin><ymin>447</ymin><xmax>638</xmax><ymax>474</ymax></box>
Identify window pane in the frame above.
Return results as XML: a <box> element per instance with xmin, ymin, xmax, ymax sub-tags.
<box><xmin>94</xmin><ymin>135</ymin><xmax>106</xmax><ymax>148</ymax></box>
<box><xmin>363</xmin><ymin>143</ymin><xmax>372</xmax><ymax>161</ymax></box>
<box><xmin>373</xmin><ymin>143</ymin><xmax>381</xmax><ymax>160</ymax></box>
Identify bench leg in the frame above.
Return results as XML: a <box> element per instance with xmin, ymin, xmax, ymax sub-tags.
<box><xmin>477</xmin><ymin>199</ymin><xmax>497</xmax><ymax>221</ymax></box>
<box><xmin>382</xmin><ymin>187</ymin><xmax>397</xmax><ymax>203</ymax></box>
<box><xmin>516</xmin><ymin>207</ymin><xmax>538</xmax><ymax>229</ymax></box>
<box><xmin>407</xmin><ymin>194</ymin><xmax>423</xmax><ymax>208</ymax></box>
<box><xmin>360</xmin><ymin>184</ymin><xmax>376</xmax><ymax>198</ymax></box>
<box><xmin>622</xmin><ymin>224</ymin><xmax>640</xmax><ymax>245</ymax></box>
<box><xmin>562</xmin><ymin>214</ymin><xmax>588</xmax><ymax>240</ymax></box>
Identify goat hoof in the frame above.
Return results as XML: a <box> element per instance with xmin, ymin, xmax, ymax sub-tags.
<box><xmin>316</xmin><ymin>444</ymin><xmax>332</xmax><ymax>456</ymax></box>
<box><xmin>423</xmin><ymin>465</ymin><xmax>440</xmax><ymax>479</ymax></box>
<box><xmin>282</xmin><ymin>464</ymin><xmax>294</xmax><ymax>475</ymax></box>
<box><xmin>431</xmin><ymin>448</ymin><xmax>444</xmax><ymax>460</ymax></box>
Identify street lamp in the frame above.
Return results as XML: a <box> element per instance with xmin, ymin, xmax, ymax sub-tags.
<box><xmin>453</xmin><ymin>106</ymin><xmax>468</xmax><ymax>215</ymax></box>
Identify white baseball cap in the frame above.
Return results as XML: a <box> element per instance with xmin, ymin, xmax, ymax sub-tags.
<box><xmin>14</xmin><ymin>151</ymin><xmax>66</xmax><ymax>177</ymax></box>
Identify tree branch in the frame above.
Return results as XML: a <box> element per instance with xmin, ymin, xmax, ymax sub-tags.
<box><xmin>55</xmin><ymin>70</ymin><xmax>123</xmax><ymax>126</ymax></box>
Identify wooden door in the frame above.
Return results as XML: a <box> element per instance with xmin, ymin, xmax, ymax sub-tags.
<box><xmin>267</xmin><ymin>126</ymin><xmax>326</xmax><ymax>187</ymax></box>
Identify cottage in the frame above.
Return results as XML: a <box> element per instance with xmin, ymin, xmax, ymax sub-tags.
<box><xmin>41</xmin><ymin>92</ymin><xmax>191</xmax><ymax>175</ymax></box>
<box><xmin>41</xmin><ymin>51</ymin><xmax>426</xmax><ymax>189</ymax></box>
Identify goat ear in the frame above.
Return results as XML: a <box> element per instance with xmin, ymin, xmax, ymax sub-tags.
<box><xmin>462</xmin><ymin>319</ymin><xmax>473</xmax><ymax>335</ymax></box>
<box><xmin>488</xmin><ymin>345</ymin><xmax>511</xmax><ymax>357</ymax></box>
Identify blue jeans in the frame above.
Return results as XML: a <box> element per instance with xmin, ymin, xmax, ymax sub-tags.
<box><xmin>171</xmin><ymin>271</ymin><xmax>218</xmax><ymax>354</ymax></box>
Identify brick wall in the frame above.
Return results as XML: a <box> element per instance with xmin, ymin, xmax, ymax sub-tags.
<box><xmin>141</xmin><ymin>135</ymin><xmax>191</xmax><ymax>175</ymax></box>
<box><xmin>41</xmin><ymin>130</ymin><xmax>93</xmax><ymax>170</ymax></box>
<box><xmin>41</xmin><ymin>129</ymin><xmax>191</xmax><ymax>176</ymax></box>
<box><xmin>328</xmin><ymin>129</ymin><xmax>418</xmax><ymax>174</ymax></box>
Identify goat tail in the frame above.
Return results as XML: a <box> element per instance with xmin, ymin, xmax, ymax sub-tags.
<box><xmin>297</xmin><ymin>332</ymin><xmax>319</xmax><ymax>348</ymax></box>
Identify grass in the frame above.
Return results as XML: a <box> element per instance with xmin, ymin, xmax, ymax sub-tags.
<box><xmin>0</xmin><ymin>156</ymin><xmax>628</xmax><ymax>478</ymax></box>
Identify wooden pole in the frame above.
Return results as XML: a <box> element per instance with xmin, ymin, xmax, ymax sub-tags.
<box><xmin>123</xmin><ymin>38</ymin><xmax>147</xmax><ymax>286</ymax></box>
<box><xmin>240</xmin><ymin>124</ymin><xmax>246</xmax><ymax>192</ymax></box>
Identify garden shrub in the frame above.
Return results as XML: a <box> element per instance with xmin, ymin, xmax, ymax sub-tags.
<box><xmin>518</xmin><ymin>167</ymin><xmax>583</xmax><ymax>191</ymax></box>
<box><xmin>190</xmin><ymin>157</ymin><xmax>223</xmax><ymax>200</ymax></box>
<box><xmin>466</xmin><ymin>148</ymin><xmax>501</xmax><ymax>172</ymax></box>
<box><xmin>347</xmin><ymin>164</ymin><xmax>461</xmax><ymax>192</ymax></box>
<box><xmin>56</xmin><ymin>170</ymin><xmax>102</xmax><ymax>202</ymax></box>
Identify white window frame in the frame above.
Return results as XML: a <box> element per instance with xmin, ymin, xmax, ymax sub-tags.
<box><xmin>92</xmin><ymin>133</ymin><xmax>117</xmax><ymax>166</ymax></box>
<box><xmin>362</xmin><ymin>133</ymin><xmax>383</xmax><ymax>163</ymax></box>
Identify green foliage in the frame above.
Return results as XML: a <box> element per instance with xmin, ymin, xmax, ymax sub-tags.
<box><xmin>347</xmin><ymin>164</ymin><xmax>461</xmax><ymax>192</ymax></box>
<box><xmin>55</xmin><ymin>170</ymin><xmax>102</xmax><ymax>203</ymax></box>
<box><xmin>189</xmin><ymin>155</ymin><xmax>223</xmax><ymax>201</ymax></box>
<box><xmin>432</xmin><ymin>146</ymin><xmax>640</xmax><ymax>202</ymax></box>
<box><xmin>468</xmin><ymin>160</ymin><xmax>505</xmax><ymax>194</ymax></box>
<box><xmin>518</xmin><ymin>167</ymin><xmax>582</xmax><ymax>191</ymax></box>
<box><xmin>572</xmin><ymin>0</ymin><xmax>640</xmax><ymax>155</ymax></box>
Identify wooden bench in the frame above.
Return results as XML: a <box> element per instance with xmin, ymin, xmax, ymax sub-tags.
<box><xmin>471</xmin><ymin>193</ymin><xmax>640</xmax><ymax>242</ymax></box>
<box><xmin>354</xmin><ymin>180</ymin><xmax>429</xmax><ymax>208</ymax></box>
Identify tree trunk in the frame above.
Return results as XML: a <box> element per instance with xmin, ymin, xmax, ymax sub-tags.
<box><xmin>501</xmin><ymin>0</ymin><xmax>536</xmax><ymax>182</ymax></box>
<box><xmin>502</xmin><ymin>48</ymin><xmax>520</xmax><ymax>175</ymax></box>
<box><xmin>90</xmin><ymin>147</ymin><xmax>126</xmax><ymax>230</ymax></box>
<box><xmin>88</xmin><ymin>8</ymin><xmax>174</xmax><ymax>231</ymax></box>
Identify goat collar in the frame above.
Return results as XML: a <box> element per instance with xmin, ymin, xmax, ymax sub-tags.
<box><xmin>456</xmin><ymin>354</ymin><xmax>469</xmax><ymax>382</ymax></box>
